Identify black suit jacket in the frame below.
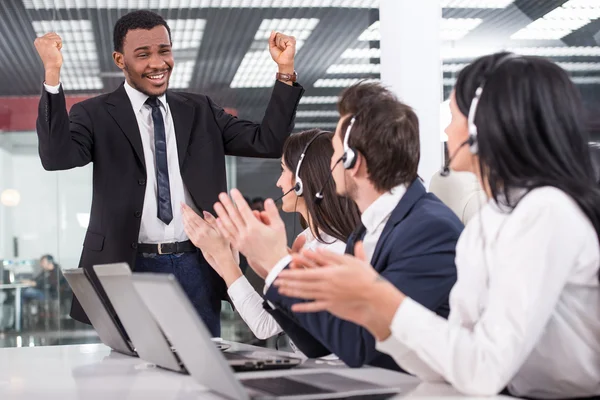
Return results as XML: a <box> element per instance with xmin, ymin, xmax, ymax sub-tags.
<box><xmin>36</xmin><ymin>80</ymin><xmax>304</xmax><ymax>323</ymax></box>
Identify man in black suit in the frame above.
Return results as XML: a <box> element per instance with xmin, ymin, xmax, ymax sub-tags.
<box><xmin>33</xmin><ymin>10</ymin><xmax>304</xmax><ymax>336</ymax></box>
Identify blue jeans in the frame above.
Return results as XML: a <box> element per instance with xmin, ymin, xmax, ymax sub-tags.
<box><xmin>135</xmin><ymin>250</ymin><xmax>223</xmax><ymax>337</ymax></box>
<box><xmin>22</xmin><ymin>287</ymin><xmax>46</xmax><ymax>301</ymax></box>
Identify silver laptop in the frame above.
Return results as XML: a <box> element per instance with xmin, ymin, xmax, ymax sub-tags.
<box><xmin>92</xmin><ymin>263</ymin><xmax>184</xmax><ymax>372</ymax></box>
<box><xmin>62</xmin><ymin>268</ymin><xmax>136</xmax><ymax>357</ymax></box>
<box><xmin>132</xmin><ymin>273</ymin><xmax>402</xmax><ymax>400</ymax></box>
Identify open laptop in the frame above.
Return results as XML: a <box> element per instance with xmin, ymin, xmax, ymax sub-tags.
<box><xmin>132</xmin><ymin>273</ymin><xmax>402</xmax><ymax>400</ymax></box>
<box><xmin>93</xmin><ymin>263</ymin><xmax>185</xmax><ymax>372</ymax></box>
<box><xmin>62</xmin><ymin>268</ymin><xmax>136</xmax><ymax>357</ymax></box>
<box><xmin>95</xmin><ymin>263</ymin><xmax>297</xmax><ymax>373</ymax></box>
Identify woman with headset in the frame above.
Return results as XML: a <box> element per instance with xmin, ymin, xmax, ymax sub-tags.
<box><xmin>273</xmin><ymin>53</ymin><xmax>600</xmax><ymax>398</ymax></box>
<box><xmin>182</xmin><ymin>129</ymin><xmax>360</xmax><ymax>340</ymax></box>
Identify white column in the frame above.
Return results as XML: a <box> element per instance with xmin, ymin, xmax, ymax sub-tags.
<box><xmin>379</xmin><ymin>0</ymin><xmax>442</xmax><ymax>188</ymax></box>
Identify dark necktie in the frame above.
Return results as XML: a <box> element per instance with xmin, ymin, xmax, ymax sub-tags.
<box><xmin>345</xmin><ymin>223</ymin><xmax>367</xmax><ymax>255</ymax></box>
<box><xmin>146</xmin><ymin>97</ymin><xmax>173</xmax><ymax>225</ymax></box>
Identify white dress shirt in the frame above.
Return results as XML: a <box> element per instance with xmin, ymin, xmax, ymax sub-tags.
<box><xmin>229</xmin><ymin>228</ymin><xmax>346</xmax><ymax>340</ymax></box>
<box><xmin>44</xmin><ymin>81</ymin><xmax>195</xmax><ymax>244</ymax></box>
<box><xmin>360</xmin><ymin>184</ymin><xmax>407</xmax><ymax>263</ymax></box>
<box><xmin>376</xmin><ymin>186</ymin><xmax>600</xmax><ymax>398</ymax></box>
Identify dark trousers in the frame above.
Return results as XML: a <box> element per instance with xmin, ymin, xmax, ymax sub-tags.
<box><xmin>135</xmin><ymin>250</ymin><xmax>222</xmax><ymax>337</ymax></box>
<box><xmin>22</xmin><ymin>288</ymin><xmax>46</xmax><ymax>301</ymax></box>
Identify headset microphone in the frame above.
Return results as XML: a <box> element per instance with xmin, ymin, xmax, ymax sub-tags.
<box><xmin>274</xmin><ymin>185</ymin><xmax>299</xmax><ymax>203</ymax></box>
<box><xmin>440</xmin><ymin>137</ymin><xmax>473</xmax><ymax>177</ymax></box>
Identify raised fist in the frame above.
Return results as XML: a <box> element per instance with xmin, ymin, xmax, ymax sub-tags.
<box><xmin>34</xmin><ymin>32</ymin><xmax>63</xmax><ymax>71</ymax></box>
<box><xmin>269</xmin><ymin>31</ymin><xmax>296</xmax><ymax>68</ymax></box>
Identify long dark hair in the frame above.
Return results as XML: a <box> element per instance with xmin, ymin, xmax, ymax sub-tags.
<box><xmin>455</xmin><ymin>52</ymin><xmax>600</xmax><ymax>270</ymax></box>
<box><xmin>283</xmin><ymin>129</ymin><xmax>360</xmax><ymax>243</ymax></box>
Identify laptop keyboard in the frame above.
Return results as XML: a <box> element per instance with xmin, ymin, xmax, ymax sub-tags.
<box><xmin>242</xmin><ymin>376</ymin><xmax>333</xmax><ymax>396</ymax></box>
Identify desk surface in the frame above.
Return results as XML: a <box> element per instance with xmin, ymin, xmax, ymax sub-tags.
<box><xmin>0</xmin><ymin>282</ymin><xmax>35</xmax><ymax>289</ymax></box>
<box><xmin>0</xmin><ymin>343</ymin><xmax>517</xmax><ymax>399</ymax></box>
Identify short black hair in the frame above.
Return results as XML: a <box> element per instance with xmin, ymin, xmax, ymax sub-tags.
<box><xmin>113</xmin><ymin>10</ymin><xmax>171</xmax><ymax>53</ymax></box>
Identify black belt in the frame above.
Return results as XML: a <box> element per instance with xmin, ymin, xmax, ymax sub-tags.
<box><xmin>137</xmin><ymin>240</ymin><xmax>196</xmax><ymax>255</ymax></box>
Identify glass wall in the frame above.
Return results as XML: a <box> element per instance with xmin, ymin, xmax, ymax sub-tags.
<box><xmin>0</xmin><ymin>0</ymin><xmax>380</xmax><ymax>349</ymax></box>
<box><xmin>439</xmin><ymin>1</ymin><xmax>600</xmax><ymax>149</ymax></box>
<box><xmin>0</xmin><ymin>131</ymin><xmax>95</xmax><ymax>346</ymax></box>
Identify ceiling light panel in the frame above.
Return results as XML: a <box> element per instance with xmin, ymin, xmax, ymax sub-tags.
<box><xmin>161</xmin><ymin>19</ymin><xmax>206</xmax><ymax>88</ymax></box>
<box><xmin>341</xmin><ymin>47</ymin><xmax>381</xmax><ymax>59</ymax></box>
<box><xmin>230</xmin><ymin>18</ymin><xmax>319</xmax><ymax>88</ymax></box>
<box><xmin>508</xmin><ymin>46</ymin><xmax>600</xmax><ymax>57</ymax></box>
<box><xmin>443</xmin><ymin>77</ymin><xmax>457</xmax><ymax>86</ymax></box>
<box><xmin>254</xmin><ymin>18</ymin><xmax>319</xmax><ymax>41</ymax></box>
<box><xmin>294</xmin><ymin>122</ymin><xmax>338</xmax><ymax>129</ymax></box>
<box><xmin>169</xmin><ymin>60</ymin><xmax>195</xmax><ymax>89</ymax></box>
<box><xmin>326</xmin><ymin>63</ymin><xmax>380</xmax><ymax>74</ymax></box>
<box><xmin>358</xmin><ymin>18</ymin><xmax>483</xmax><ymax>43</ymax></box>
<box><xmin>441</xmin><ymin>73</ymin><xmax>600</xmax><ymax>87</ymax></box>
<box><xmin>313</xmin><ymin>78</ymin><xmax>379</xmax><ymax>87</ymax></box>
<box><xmin>24</xmin><ymin>0</ymin><xmax>379</xmax><ymax>9</ymax></box>
<box><xmin>32</xmin><ymin>19</ymin><xmax>103</xmax><ymax>90</ymax></box>
<box><xmin>299</xmin><ymin>96</ymin><xmax>339</xmax><ymax>104</ymax></box>
<box><xmin>166</xmin><ymin>19</ymin><xmax>205</xmax><ymax>50</ymax></box>
<box><xmin>556</xmin><ymin>62</ymin><xmax>600</xmax><ymax>71</ymax></box>
<box><xmin>296</xmin><ymin>110</ymin><xmax>339</xmax><ymax>117</ymax></box>
<box><xmin>441</xmin><ymin>18</ymin><xmax>483</xmax><ymax>40</ymax></box>
<box><xmin>511</xmin><ymin>0</ymin><xmax>600</xmax><ymax>40</ymax></box>
<box><xmin>442</xmin><ymin>63</ymin><xmax>468</xmax><ymax>73</ymax></box>
<box><xmin>441</xmin><ymin>0</ymin><xmax>514</xmax><ymax>8</ymax></box>
<box><xmin>358</xmin><ymin>21</ymin><xmax>380</xmax><ymax>41</ymax></box>
<box><xmin>442</xmin><ymin>46</ymin><xmax>600</xmax><ymax>60</ymax></box>
<box><xmin>443</xmin><ymin>61</ymin><xmax>600</xmax><ymax>74</ymax></box>
<box><xmin>571</xmin><ymin>77</ymin><xmax>600</xmax><ymax>84</ymax></box>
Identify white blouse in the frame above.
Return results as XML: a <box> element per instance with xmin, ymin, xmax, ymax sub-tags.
<box><xmin>376</xmin><ymin>187</ymin><xmax>600</xmax><ymax>398</ymax></box>
<box><xmin>227</xmin><ymin>228</ymin><xmax>346</xmax><ymax>340</ymax></box>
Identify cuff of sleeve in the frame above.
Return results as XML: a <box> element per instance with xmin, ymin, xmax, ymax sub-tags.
<box><xmin>227</xmin><ymin>276</ymin><xmax>253</xmax><ymax>304</ymax></box>
<box><xmin>388</xmin><ymin>296</ymin><xmax>432</xmax><ymax>345</ymax></box>
<box><xmin>376</xmin><ymin>334</ymin><xmax>406</xmax><ymax>357</ymax></box>
<box><xmin>44</xmin><ymin>82</ymin><xmax>61</xmax><ymax>94</ymax></box>
<box><xmin>263</xmin><ymin>254</ymin><xmax>292</xmax><ymax>293</ymax></box>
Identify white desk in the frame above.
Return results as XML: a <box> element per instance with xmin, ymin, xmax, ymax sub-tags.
<box><xmin>0</xmin><ymin>282</ymin><xmax>35</xmax><ymax>332</ymax></box>
<box><xmin>0</xmin><ymin>344</ymin><xmax>518</xmax><ymax>399</ymax></box>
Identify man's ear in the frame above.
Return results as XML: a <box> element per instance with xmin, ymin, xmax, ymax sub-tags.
<box><xmin>349</xmin><ymin>151</ymin><xmax>363</xmax><ymax>178</ymax></box>
<box><xmin>112</xmin><ymin>51</ymin><xmax>125</xmax><ymax>70</ymax></box>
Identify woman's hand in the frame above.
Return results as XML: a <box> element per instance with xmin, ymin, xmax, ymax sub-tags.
<box><xmin>182</xmin><ymin>204</ymin><xmax>242</xmax><ymax>285</ymax></box>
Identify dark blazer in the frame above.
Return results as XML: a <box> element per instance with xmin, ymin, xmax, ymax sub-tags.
<box><xmin>264</xmin><ymin>179</ymin><xmax>462</xmax><ymax>370</ymax></box>
<box><xmin>36</xmin><ymin>80</ymin><xmax>304</xmax><ymax>323</ymax></box>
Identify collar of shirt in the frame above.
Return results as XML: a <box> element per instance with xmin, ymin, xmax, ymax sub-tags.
<box><xmin>123</xmin><ymin>80</ymin><xmax>168</xmax><ymax>113</ymax></box>
<box><xmin>300</xmin><ymin>227</ymin><xmax>338</xmax><ymax>249</ymax></box>
<box><xmin>361</xmin><ymin>184</ymin><xmax>407</xmax><ymax>233</ymax></box>
<box><xmin>488</xmin><ymin>187</ymin><xmax>528</xmax><ymax>214</ymax></box>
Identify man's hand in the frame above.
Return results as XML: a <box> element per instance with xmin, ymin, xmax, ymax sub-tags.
<box><xmin>269</xmin><ymin>31</ymin><xmax>296</xmax><ymax>73</ymax></box>
<box><xmin>213</xmin><ymin>189</ymin><xmax>289</xmax><ymax>275</ymax></box>
<box><xmin>34</xmin><ymin>33</ymin><xmax>63</xmax><ymax>86</ymax></box>
<box><xmin>274</xmin><ymin>242</ymin><xmax>405</xmax><ymax>341</ymax></box>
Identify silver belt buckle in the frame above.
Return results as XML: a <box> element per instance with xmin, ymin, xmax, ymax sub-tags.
<box><xmin>157</xmin><ymin>243</ymin><xmax>165</xmax><ymax>255</ymax></box>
